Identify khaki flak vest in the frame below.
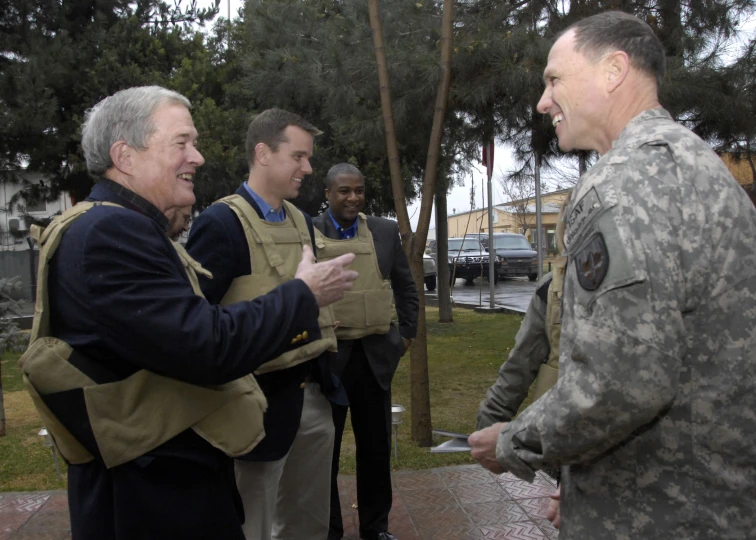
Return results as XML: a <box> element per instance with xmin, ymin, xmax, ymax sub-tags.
<box><xmin>531</xmin><ymin>257</ymin><xmax>566</xmax><ymax>400</ymax></box>
<box><xmin>530</xmin><ymin>190</ymin><xmax>571</xmax><ymax>400</ymax></box>
<box><xmin>18</xmin><ymin>202</ymin><xmax>267</xmax><ymax>469</ymax></box>
<box><xmin>314</xmin><ymin>213</ymin><xmax>393</xmax><ymax>340</ymax></box>
<box><xmin>217</xmin><ymin>195</ymin><xmax>337</xmax><ymax>375</ymax></box>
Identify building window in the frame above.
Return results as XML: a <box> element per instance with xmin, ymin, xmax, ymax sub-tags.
<box><xmin>26</xmin><ymin>200</ymin><xmax>46</xmax><ymax>212</ymax></box>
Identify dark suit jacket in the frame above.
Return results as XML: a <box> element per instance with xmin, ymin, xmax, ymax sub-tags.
<box><xmin>50</xmin><ymin>182</ymin><xmax>321</xmax><ymax>536</ymax></box>
<box><xmin>187</xmin><ymin>184</ymin><xmax>342</xmax><ymax>460</ymax></box>
<box><xmin>312</xmin><ymin>213</ymin><xmax>419</xmax><ymax>390</ymax></box>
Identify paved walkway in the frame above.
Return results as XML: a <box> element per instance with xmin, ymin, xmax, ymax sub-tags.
<box><xmin>0</xmin><ymin>465</ymin><xmax>558</xmax><ymax>539</ymax></box>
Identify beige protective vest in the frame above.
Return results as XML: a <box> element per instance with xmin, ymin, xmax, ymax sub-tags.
<box><xmin>314</xmin><ymin>213</ymin><xmax>393</xmax><ymax>340</ymax></box>
<box><xmin>217</xmin><ymin>195</ymin><xmax>337</xmax><ymax>374</ymax></box>
<box><xmin>531</xmin><ymin>190</ymin><xmax>571</xmax><ymax>400</ymax></box>
<box><xmin>18</xmin><ymin>202</ymin><xmax>267</xmax><ymax>469</ymax></box>
<box><xmin>531</xmin><ymin>257</ymin><xmax>566</xmax><ymax>400</ymax></box>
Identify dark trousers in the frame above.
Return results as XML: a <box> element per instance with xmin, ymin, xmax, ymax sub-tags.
<box><xmin>68</xmin><ymin>452</ymin><xmax>245</xmax><ymax>540</ymax></box>
<box><xmin>329</xmin><ymin>342</ymin><xmax>393</xmax><ymax>539</ymax></box>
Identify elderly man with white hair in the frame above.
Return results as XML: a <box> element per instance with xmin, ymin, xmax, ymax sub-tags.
<box><xmin>19</xmin><ymin>86</ymin><xmax>357</xmax><ymax>539</ymax></box>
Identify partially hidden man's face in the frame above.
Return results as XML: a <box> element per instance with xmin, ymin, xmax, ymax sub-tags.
<box><xmin>264</xmin><ymin>125</ymin><xmax>314</xmax><ymax>201</ymax></box>
<box><xmin>536</xmin><ymin>30</ymin><xmax>607</xmax><ymax>153</ymax></box>
<box><xmin>325</xmin><ymin>174</ymin><xmax>366</xmax><ymax>223</ymax></box>
<box><xmin>167</xmin><ymin>205</ymin><xmax>192</xmax><ymax>240</ymax></box>
<box><xmin>130</xmin><ymin>104</ymin><xmax>204</xmax><ymax>213</ymax></box>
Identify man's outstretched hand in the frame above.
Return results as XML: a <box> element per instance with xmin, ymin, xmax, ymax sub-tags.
<box><xmin>295</xmin><ymin>245</ymin><xmax>359</xmax><ymax>307</ymax></box>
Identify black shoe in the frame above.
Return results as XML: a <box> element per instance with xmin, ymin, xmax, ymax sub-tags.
<box><xmin>361</xmin><ymin>533</ymin><xmax>398</xmax><ymax>540</ymax></box>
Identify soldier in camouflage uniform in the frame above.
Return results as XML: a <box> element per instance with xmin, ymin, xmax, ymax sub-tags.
<box><xmin>470</xmin><ymin>11</ymin><xmax>756</xmax><ymax>539</ymax></box>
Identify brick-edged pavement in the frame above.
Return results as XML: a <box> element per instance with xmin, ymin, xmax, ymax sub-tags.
<box><xmin>0</xmin><ymin>465</ymin><xmax>559</xmax><ymax>539</ymax></box>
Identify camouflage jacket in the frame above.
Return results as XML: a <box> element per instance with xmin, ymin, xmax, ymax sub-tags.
<box><xmin>495</xmin><ymin>108</ymin><xmax>756</xmax><ymax>539</ymax></box>
<box><xmin>477</xmin><ymin>273</ymin><xmax>552</xmax><ymax>428</ymax></box>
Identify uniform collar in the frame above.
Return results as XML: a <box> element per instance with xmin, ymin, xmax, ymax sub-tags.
<box><xmin>612</xmin><ymin>108</ymin><xmax>673</xmax><ymax>151</ymax></box>
<box><xmin>91</xmin><ymin>179</ymin><xmax>169</xmax><ymax>232</ymax></box>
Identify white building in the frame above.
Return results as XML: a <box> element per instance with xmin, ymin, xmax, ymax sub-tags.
<box><xmin>0</xmin><ymin>172</ymin><xmax>72</xmax><ymax>251</ymax></box>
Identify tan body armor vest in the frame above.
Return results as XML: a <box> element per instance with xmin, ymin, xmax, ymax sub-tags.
<box><xmin>530</xmin><ymin>191</ymin><xmax>571</xmax><ymax>401</ymax></box>
<box><xmin>19</xmin><ymin>202</ymin><xmax>267</xmax><ymax>469</ymax></box>
<box><xmin>314</xmin><ymin>213</ymin><xmax>393</xmax><ymax>340</ymax></box>
<box><xmin>217</xmin><ymin>195</ymin><xmax>337</xmax><ymax>374</ymax></box>
<box><xmin>531</xmin><ymin>257</ymin><xmax>566</xmax><ymax>400</ymax></box>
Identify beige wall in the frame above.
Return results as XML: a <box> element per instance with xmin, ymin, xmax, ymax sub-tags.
<box><xmin>721</xmin><ymin>153</ymin><xmax>754</xmax><ymax>189</ymax></box>
<box><xmin>447</xmin><ymin>189</ymin><xmax>572</xmax><ymax>238</ymax></box>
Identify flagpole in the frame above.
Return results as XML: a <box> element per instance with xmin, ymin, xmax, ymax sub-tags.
<box><xmin>486</xmin><ymin>138</ymin><xmax>496</xmax><ymax>309</ymax></box>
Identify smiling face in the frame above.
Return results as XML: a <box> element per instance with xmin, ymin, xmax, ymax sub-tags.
<box><xmin>264</xmin><ymin>125</ymin><xmax>314</xmax><ymax>202</ymax></box>
<box><xmin>537</xmin><ymin>30</ymin><xmax>607</xmax><ymax>153</ymax></box>
<box><xmin>326</xmin><ymin>173</ymin><xmax>366</xmax><ymax>227</ymax></box>
<box><xmin>129</xmin><ymin>103</ymin><xmax>204</xmax><ymax>213</ymax></box>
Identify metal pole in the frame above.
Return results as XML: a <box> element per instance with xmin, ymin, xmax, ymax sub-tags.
<box><xmin>486</xmin><ymin>153</ymin><xmax>496</xmax><ymax>308</ymax></box>
<box><xmin>51</xmin><ymin>447</ymin><xmax>62</xmax><ymax>481</ymax></box>
<box><xmin>393</xmin><ymin>424</ymin><xmax>399</xmax><ymax>460</ymax></box>
<box><xmin>534</xmin><ymin>155</ymin><xmax>544</xmax><ymax>280</ymax></box>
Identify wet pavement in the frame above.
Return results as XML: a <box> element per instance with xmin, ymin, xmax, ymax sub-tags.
<box><xmin>425</xmin><ymin>277</ymin><xmax>537</xmax><ymax>314</ymax></box>
<box><xmin>0</xmin><ymin>465</ymin><xmax>560</xmax><ymax>539</ymax></box>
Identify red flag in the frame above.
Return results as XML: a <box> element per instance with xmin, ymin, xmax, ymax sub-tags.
<box><xmin>481</xmin><ymin>139</ymin><xmax>494</xmax><ymax>180</ymax></box>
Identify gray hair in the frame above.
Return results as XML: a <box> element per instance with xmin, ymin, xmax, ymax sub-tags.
<box><xmin>81</xmin><ymin>86</ymin><xmax>191</xmax><ymax>176</ymax></box>
<box><xmin>325</xmin><ymin>163</ymin><xmax>364</xmax><ymax>190</ymax></box>
<box><xmin>567</xmin><ymin>11</ymin><xmax>666</xmax><ymax>87</ymax></box>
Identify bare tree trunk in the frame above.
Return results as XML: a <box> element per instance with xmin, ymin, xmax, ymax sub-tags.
<box><xmin>368</xmin><ymin>0</ymin><xmax>454</xmax><ymax>446</ymax></box>
<box><xmin>406</xmin><ymin>0</ymin><xmax>454</xmax><ymax>447</ymax></box>
<box><xmin>435</xmin><ymin>188</ymin><xmax>452</xmax><ymax>323</ymax></box>
<box><xmin>578</xmin><ymin>151</ymin><xmax>588</xmax><ymax>175</ymax></box>
<box><xmin>0</xmin><ymin>361</ymin><xmax>5</xmax><ymax>437</ymax></box>
<box><xmin>367</xmin><ymin>0</ymin><xmax>412</xmax><ymax>247</ymax></box>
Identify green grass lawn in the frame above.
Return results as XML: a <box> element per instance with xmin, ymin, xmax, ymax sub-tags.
<box><xmin>0</xmin><ymin>306</ymin><xmax>524</xmax><ymax>490</ymax></box>
<box><xmin>1</xmin><ymin>351</ymin><xmax>69</xmax><ymax>491</ymax></box>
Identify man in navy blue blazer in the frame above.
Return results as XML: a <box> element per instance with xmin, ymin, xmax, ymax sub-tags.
<box><xmin>34</xmin><ymin>86</ymin><xmax>357</xmax><ymax>540</ymax></box>
<box><xmin>187</xmin><ymin>109</ymin><xmax>343</xmax><ymax>540</ymax></box>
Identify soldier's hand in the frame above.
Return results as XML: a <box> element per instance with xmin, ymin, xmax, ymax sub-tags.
<box><xmin>546</xmin><ymin>486</ymin><xmax>561</xmax><ymax>529</ymax></box>
<box><xmin>296</xmin><ymin>245</ymin><xmax>359</xmax><ymax>307</ymax></box>
<box><xmin>469</xmin><ymin>422</ymin><xmax>508</xmax><ymax>474</ymax></box>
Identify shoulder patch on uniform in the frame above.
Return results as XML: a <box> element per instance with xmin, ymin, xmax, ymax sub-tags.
<box><xmin>536</xmin><ymin>277</ymin><xmax>552</xmax><ymax>303</ymax></box>
<box><xmin>574</xmin><ymin>233</ymin><xmax>609</xmax><ymax>291</ymax></box>
<box><xmin>565</xmin><ymin>187</ymin><xmax>602</xmax><ymax>247</ymax></box>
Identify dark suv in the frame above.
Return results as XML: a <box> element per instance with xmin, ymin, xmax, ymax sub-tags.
<box><xmin>482</xmin><ymin>233</ymin><xmax>539</xmax><ymax>281</ymax></box>
<box><xmin>429</xmin><ymin>237</ymin><xmax>501</xmax><ymax>285</ymax></box>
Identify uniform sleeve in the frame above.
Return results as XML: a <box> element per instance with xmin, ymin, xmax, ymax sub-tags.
<box><xmin>82</xmin><ymin>213</ymin><xmax>321</xmax><ymax>386</ymax></box>
<box><xmin>477</xmin><ymin>286</ymin><xmax>549</xmax><ymax>428</ymax></box>
<box><xmin>496</xmin><ymin>168</ymin><xmax>687</xmax><ymax>481</ymax></box>
<box><xmin>388</xmin><ymin>221</ymin><xmax>419</xmax><ymax>340</ymax></box>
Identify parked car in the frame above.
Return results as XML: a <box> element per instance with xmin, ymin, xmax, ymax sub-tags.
<box><xmin>430</xmin><ymin>237</ymin><xmax>501</xmax><ymax>285</ymax></box>
<box><xmin>423</xmin><ymin>253</ymin><xmax>437</xmax><ymax>291</ymax></box>
<box><xmin>484</xmin><ymin>232</ymin><xmax>539</xmax><ymax>281</ymax></box>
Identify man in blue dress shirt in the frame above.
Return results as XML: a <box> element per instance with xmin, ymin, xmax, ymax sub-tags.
<box><xmin>187</xmin><ymin>109</ymin><xmax>344</xmax><ymax>540</ymax></box>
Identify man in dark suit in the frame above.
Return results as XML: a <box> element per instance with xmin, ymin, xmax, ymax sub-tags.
<box><xmin>313</xmin><ymin>163</ymin><xmax>419</xmax><ymax>540</ymax></box>
<box><xmin>187</xmin><ymin>109</ymin><xmax>345</xmax><ymax>540</ymax></box>
<box><xmin>23</xmin><ymin>86</ymin><xmax>357</xmax><ymax>540</ymax></box>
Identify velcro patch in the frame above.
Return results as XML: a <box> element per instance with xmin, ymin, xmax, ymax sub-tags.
<box><xmin>575</xmin><ymin>233</ymin><xmax>609</xmax><ymax>291</ymax></box>
<box><xmin>565</xmin><ymin>187</ymin><xmax>602</xmax><ymax>247</ymax></box>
